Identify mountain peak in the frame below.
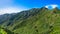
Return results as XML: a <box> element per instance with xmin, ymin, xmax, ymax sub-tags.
<box><xmin>42</xmin><ymin>7</ymin><xmax>48</xmax><ymax>9</ymax></box>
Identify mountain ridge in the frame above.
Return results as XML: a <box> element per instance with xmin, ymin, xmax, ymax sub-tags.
<box><xmin>0</xmin><ymin>7</ymin><xmax>60</xmax><ymax>34</ymax></box>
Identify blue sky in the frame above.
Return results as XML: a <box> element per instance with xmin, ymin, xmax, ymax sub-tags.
<box><xmin>13</xmin><ymin>0</ymin><xmax>60</xmax><ymax>8</ymax></box>
<box><xmin>0</xmin><ymin>0</ymin><xmax>60</xmax><ymax>14</ymax></box>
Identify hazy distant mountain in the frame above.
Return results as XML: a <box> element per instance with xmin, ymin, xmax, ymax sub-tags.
<box><xmin>0</xmin><ymin>7</ymin><xmax>60</xmax><ymax>34</ymax></box>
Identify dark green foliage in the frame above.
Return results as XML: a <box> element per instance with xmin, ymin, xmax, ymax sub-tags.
<box><xmin>4</xmin><ymin>28</ymin><xmax>14</xmax><ymax>34</ymax></box>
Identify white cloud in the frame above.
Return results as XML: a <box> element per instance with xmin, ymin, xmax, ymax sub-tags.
<box><xmin>51</xmin><ymin>5</ymin><xmax>58</xmax><ymax>8</ymax></box>
<box><xmin>0</xmin><ymin>0</ymin><xmax>28</xmax><ymax>15</ymax></box>
<box><xmin>45</xmin><ymin>4</ymin><xmax>58</xmax><ymax>9</ymax></box>
<box><xmin>0</xmin><ymin>7</ymin><xmax>28</xmax><ymax>15</ymax></box>
<box><xmin>45</xmin><ymin>5</ymin><xmax>49</xmax><ymax>8</ymax></box>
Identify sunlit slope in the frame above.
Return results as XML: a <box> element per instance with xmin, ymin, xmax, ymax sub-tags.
<box><xmin>14</xmin><ymin>8</ymin><xmax>60</xmax><ymax>34</ymax></box>
<box><xmin>0</xmin><ymin>27</ymin><xmax>7</xmax><ymax>34</ymax></box>
<box><xmin>0</xmin><ymin>7</ymin><xmax>60</xmax><ymax>34</ymax></box>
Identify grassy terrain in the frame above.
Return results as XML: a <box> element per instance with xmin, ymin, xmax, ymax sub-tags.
<box><xmin>0</xmin><ymin>7</ymin><xmax>60</xmax><ymax>34</ymax></box>
<box><xmin>0</xmin><ymin>26</ymin><xmax>7</xmax><ymax>34</ymax></box>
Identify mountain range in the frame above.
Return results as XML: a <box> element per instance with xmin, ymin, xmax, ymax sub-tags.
<box><xmin>0</xmin><ymin>7</ymin><xmax>60</xmax><ymax>34</ymax></box>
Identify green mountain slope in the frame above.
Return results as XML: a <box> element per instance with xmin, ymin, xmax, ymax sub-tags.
<box><xmin>0</xmin><ymin>28</ymin><xmax>7</xmax><ymax>34</ymax></box>
<box><xmin>0</xmin><ymin>26</ymin><xmax>14</xmax><ymax>34</ymax></box>
<box><xmin>0</xmin><ymin>7</ymin><xmax>60</xmax><ymax>34</ymax></box>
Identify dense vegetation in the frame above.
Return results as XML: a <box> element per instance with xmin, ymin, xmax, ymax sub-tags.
<box><xmin>0</xmin><ymin>26</ymin><xmax>7</xmax><ymax>34</ymax></box>
<box><xmin>0</xmin><ymin>26</ymin><xmax>14</xmax><ymax>34</ymax></box>
<box><xmin>0</xmin><ymin>7</ymin><xmax>60</xmax><ymax>34</ymax></box>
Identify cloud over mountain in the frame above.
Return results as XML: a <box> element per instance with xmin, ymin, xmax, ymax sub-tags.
<box><xmin>45</xmin><ymin>4</ymin><xmax>58</xmax><ymax>9</ymax></box>
<box><xmin>0</xmin><ymin>7</ymin><xmax>28</xmax><ymax>15</ymax></box>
